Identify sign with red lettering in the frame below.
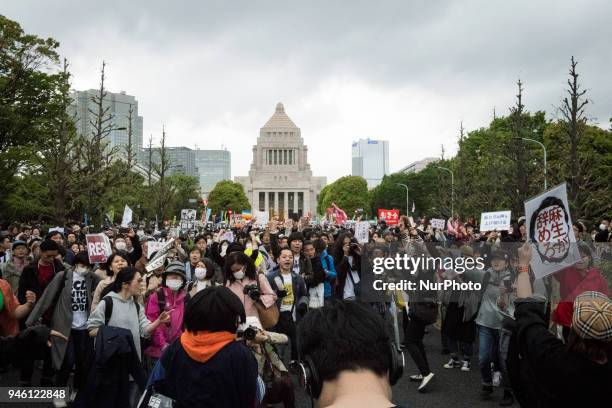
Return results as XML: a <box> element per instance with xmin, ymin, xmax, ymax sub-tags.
<box><xmin>524</xmin><ymin>183</ymin><xmax>580</xmax><ymax>279</ymax></box>
<box><xmin>85</xmin><ymin>234</ymin><xmax>112</xmax><ymax>264</ymax></box>
<box><xmin>378</xmin><ymin>209</ymin><xmax>400</xmax><ymax>225</ymax></box>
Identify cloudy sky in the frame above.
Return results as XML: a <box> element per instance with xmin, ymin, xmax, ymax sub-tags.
<box><xmin>5</xmin><ymin>1</ymin><xmax>612</xmax><ymax>183</ymax></box>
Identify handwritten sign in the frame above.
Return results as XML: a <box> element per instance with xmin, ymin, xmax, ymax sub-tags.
<box><xmin>180</xmin><ymin>209</ymin><xmax>197</xmax><ymax>230</ymax></box>
<box><xmin>355</xmin><ymin>221</ymin><xmax>370</xmax><ymax>244</ymax></box>
<box><xmin>480</xmin><ymin>211</ymin><xmax>511</xmax><ymax>232</ymax></box>
<box><xmin>145</xmin><ymin>238</ymin><xmax>175</xmax><ymax>272</ymax></box>
<box><xmin>524</xmin><ymin>183</ymin><xmax>579</xmax><ymax>279</ymax></box>
<box><xmin>85</xmin><ymin>234</ymin><xmax>112</xmax><ymax>264</ymax></box>
<box><xmin>430</xmin><ymin>218</ymin><xmax>446</xmax><ymax>229</ymax></box>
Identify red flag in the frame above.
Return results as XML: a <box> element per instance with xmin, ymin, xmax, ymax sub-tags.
<box><xmin>331</xmin><ymin>202</ymin><xmax>347</xmax><ymax>224</ymax></box>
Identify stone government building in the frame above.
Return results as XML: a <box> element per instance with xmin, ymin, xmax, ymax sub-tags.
<box><xmin>235</xmin><ymin>103</ymin><xmax>326</xmax><ymax>219</ymax></box>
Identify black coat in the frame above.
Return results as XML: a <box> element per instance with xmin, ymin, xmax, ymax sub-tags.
<box><xmin>151</xmin><ymin>338</ymin><xmax>258</xmax><ymax>407</ymax></box>
<box><xmin>17</xmin><ymin>259</ymin><xmax>65</xmax><ymax>304</ymax></box>
<box><xmin>74</xmin><ymin>326</ymin><xmax>145</xmax><ymax>408</ymax></box>
<box><xmin>508</xmin><ymin>299</ymin><xmax>612</xmax><ymax>408</ymax></box>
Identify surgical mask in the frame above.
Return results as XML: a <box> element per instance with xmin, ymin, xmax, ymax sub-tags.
<box><xmin>166</xmin><ymin>279</ymin><xmax>183</xmax><ymax>291</ymax></box>
<box><xmin>233</xmin><ymin>269</ymin><xmax>245</xmax><ymax>280</ymax></box>
<box><xmin>194</xmin><ymin>267</ymin><xmax>207</xmax><ymax>280</ymax></box>
<box><xmin>220</xmin><ymin>244</ymin><xmax>228</xmax><ymax>257</ymax></box>
<box><xmin>115</xmin><ymin>241</ymin><xmax>127</xmax><ymax>251</ymax></box>
<box><xmin>600</xmin><ymin>224</ymin><xmax>607</xmax><ymax>231</ymax></box>
<box><xmin>75</xmin><ymin>265</ymin><xmax>88</xmax><ymax>275</ymax></box>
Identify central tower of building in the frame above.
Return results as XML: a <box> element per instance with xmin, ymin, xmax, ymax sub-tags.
<box><xmin>235</xmin><ymin>103</ymin><xmax>326</xmax><ymax>218</ymax></box>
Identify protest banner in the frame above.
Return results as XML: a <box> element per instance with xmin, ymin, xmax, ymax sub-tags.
<box><xmin>377</xmin><ymin>209</ymin><xmax>400</xmax><ymax>225</ymax></box>
<box><xmin>147</xmin><ymin>241</ymin><xmax>163</xmax><ymax>259</ymax></box>
<box><xmin>85</xmin><ymin>234</ymin><xmax>112</xmax><ymax>264</ymax></box>
<box><xmin>145</xmin><ymin>238</ymin><xmax>175</xmax><ymax>272</ymax></box>
<box><xmin>355</xmin><ymin>221</ymin><xmax>370</xmax><ymax>243</ymax></box>
<box><xmin>180</xmin><ymin>209</ymin><xmax>197</xmax><ymax>230</ymax></box>
<box><xmin>121</xmin><ymin>205</ymin><xmax>133</xmax><ymax>228</ymax></box>
<box><xmin>49</xmin><ymin>226</ymin><xmax>65</xmax><ymax>234</ymax></box>
<box><xmin>221</xmin><ymin>231</ymin><xmax>235</xmax><ymax>243</ymax></box>
<box><xmin>480</xmin><ymin>210</ymin><xmax>512</xmax><ymax>232</ymax></box>
<box><xmin>430</xmin><ymin>218</ymin><xmax>446</xmax><ymax>229</ymax></box>
<box><xmin>524</xmin><ymin>183</ymin><xmax>579</xmax><ymax>279</ymax></box>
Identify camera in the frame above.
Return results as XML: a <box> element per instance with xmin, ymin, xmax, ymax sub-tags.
<box><xmin>236</xmin><ymin>326</ymin><xmax>258</xmax><ymax>341</ymax></box>
<box><xmin>243</xmin><ymin>284</ymin><xmax>261</xmax><ymax>301</ymax></box>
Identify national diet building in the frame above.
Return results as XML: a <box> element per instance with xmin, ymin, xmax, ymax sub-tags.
<box><xmin>235</xmin><ymin>103</ymin><xmax>326</xmax><ymax>219</ymax></box>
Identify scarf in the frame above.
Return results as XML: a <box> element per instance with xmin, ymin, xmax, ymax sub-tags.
<box><xmin>180</xmin><ymin>331</ymin><xmax>236</xmax><ymax>363</ymax></box>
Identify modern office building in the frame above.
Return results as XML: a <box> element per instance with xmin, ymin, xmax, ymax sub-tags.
<box><xmin>351</xmin><ymin>138</ymin><xmax>389</xmax><ymax>188</ymax></box>
<box><xmin>235</xmin><ymin>103</ymin><xmax>326</xmax><ymax>218</ymax></box>
<box><xmin>141</xmin><ymin>146</ymin><xmax>200</xmax><ymax>180</ymax></box>
<box><xmin>194</xmin><ymin>149</ymin><xmax>231</xmax><ymax>195</ymax></box>
<box><xmin>69</xmin><ymin>90</ymin><xmax>143</xmax><ymax>157</ymax></box>
<box><xmin>399</xmin><ymin>157</ymin><xmax>437</xmax><ymax>174</ymax></box>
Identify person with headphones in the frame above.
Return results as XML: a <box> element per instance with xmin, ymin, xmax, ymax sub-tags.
<box><xmin>296</xmin><ymin>300</ymin><xmax>406</xmax><ymax>408</ymax></box>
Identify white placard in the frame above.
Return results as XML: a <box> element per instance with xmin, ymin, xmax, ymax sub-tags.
<box><xmin>146</xmin><ymin>254</ymin><xmax>167</xmax><ymax>272</ymax></box>
<box><xmin>354</xmin><ymin>221</ymin><xmax>370</xmax><ymax>244</ymax></box>
<box><xmin>221</xmin><ymin>231</ymin><xmax>234</xmax><ymax>243</ymax></box>
<box><xmin>255</xmin><ymin>211</ymin><xmax>269</xmax><ymax>226</ymax></box>
<box><xmin>121</xmin><ymin>205</ymin><xmax>133</xmax><ymax>228</ymax></box>
<box><xmin>430</xmin><ymin>218</ymin><xmax>446</xmax><ymax>229</ymax></box>
<box><xmin>180</xmin><ymin>209</ymin><xmax>197</xmax><ymax>230</ymax></box>
<box><xmin>479</xmin><ymin>210</ymin><xmax>511</xmax><ymax>232</ymax></box>
<box><xmin>524</xmin><ymin>183</ymin><xmax>579</xmax><ymax>279</ymax></box>
<box><xmin>147</xmin><ymin>241</ymin><xmax>163</xmax><ymax>258</ymax></box>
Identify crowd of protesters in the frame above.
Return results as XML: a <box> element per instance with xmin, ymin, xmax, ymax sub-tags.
<box><xmin>0</xmin><ymin>213</ymin><xmax>610</xmax><ymax>407</ymax></box>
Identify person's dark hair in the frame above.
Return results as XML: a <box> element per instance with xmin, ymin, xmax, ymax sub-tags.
<box><xmin>332</xmin><ymin>232</ymin><xmax>354</xmax><ymax>265</ymax></box>
<box><xmin>103</xmin><ymin>252</ymin><xmax>130</xmax><ymax>276</ymax></box>
<box><xmin>297</xmin><ymin>300</ymin><xmax>391</xmax><ymax>383</ymax></box>
<box><xmin>46</xmin><ymin>231</ymin><xmax>63</xmax><ymax>240</ymax></box>
<box><xmin>194</xmin><ymin>235</ymin><xmax>207</xmax><ymax>244</ymax></box>
<box><xmin>303</xmin><ymin>240</ymin><xmax>314</xmax><ymax>249</ymax></box>
<box><xmin>184</xmin><ymin>286</ymin><xmax>245</xmax><ymax>333</ymax></box>
<box><xmin>201</xmin><ymin>258</ymin><xmax>216</xmax><ymax>280</ymax></box>
<box><xmin>288</xmin><ymin>232</ymin><xmax>304</xmax><ymax>246</ymax></box>
<box><xmin>573</xmin><ymin>222</ymin><xmax>584</xmax><ymax>234</ymax></box>
<box><xmin>577</xmin><ymin>242</ymin><xmax>594</xmax><ymax>268</ymax></box>
<box><xmin>223</xmin><ymin>251</ymin><xmax>257</xmax><ymax>283</ymax></box>
<box><xmin>40</xmin><ymin>239</ymin><xmax>60</xmax><ymax>252</ymax></box>
<box><xmin>566</xmin><ymin>329</ymin><xmax>611</xmax><ymax>365</ymax></box>
<box><xmin>276</xmin><ymin>246</ymin><xmax>294</xmax><ymax>262</ymax></box>
<box><xmin>73</xmin><ymin>251</ymin><xmax>91</xmax><ymax>267</ymax></box>
<box><xmin>313</xmin><ymin>238</ymin><xmax>327</xmax><ymax>255</ymax></box>
<box><xmin>106</xmin><ymin>267</ymin><xmax>139</xmax><ymax>295</ymax></box>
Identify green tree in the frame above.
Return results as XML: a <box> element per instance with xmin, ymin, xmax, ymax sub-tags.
<box><xmin>0</xmin><ymin>15</ymin><xmax>62</xmax><ymax>208</ymax></box>
<box><xmin>318</xmin><ymin>176</ymin><xmax>369</xmax><ymax>218</ymax></box>
<box><xmin>316</xmin><ymin>184</ymin><xmax>332</xmax><ymax>215</ymax></box>
<box><xmin>207</xmin><ymin>180</ymin><xmax>250</xmax><ymax>214</ymax></box>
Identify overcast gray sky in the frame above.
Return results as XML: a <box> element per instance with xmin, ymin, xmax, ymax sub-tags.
<box><xmin>5</xmin><ymin>0</ymin><xmax>612</xmax><ymax>182</ymax></box>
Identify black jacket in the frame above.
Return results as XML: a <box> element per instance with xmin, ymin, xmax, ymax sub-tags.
<box><xmin>507</xmin><ymin>299</ymin><xmax>612</xmax><ymax>408</ymax></box>
<box><xmin>74</xmin><ymin>326</ymin><xmax>145</xmax><ymax>408</ymax></box>
<box><xmin>17</xmin><ymin>259</ymin><xmax>65</xmax><ymax>305</ymax></box>
<box><xmin>151</xmin><ymin>338</ymin><xmax>258</xmax><ymax>407</ymax></box>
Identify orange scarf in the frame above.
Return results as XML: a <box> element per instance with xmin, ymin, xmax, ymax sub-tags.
<box><xmin>180</xmin><ymin>331</ymin><xmax>236</xmax><ymax>363</ymax></box>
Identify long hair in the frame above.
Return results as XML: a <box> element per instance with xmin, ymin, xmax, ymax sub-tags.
<box><xmin>104</xmin><ymin>252</ymin><xmax>130</xmax><ymax>277</ymax></box>
<box><xmin>567</xmin><ymin>329</ymin><xmax>611</xmax><ymax>365</ymax></box>
<box><xmin>223</xmin><ymin>251</ymin><xmax>257</xmax><ymax>284</ymax></box>
<box><xmin>100</xmin><ymin>266</ymin><xmax>138</xmax><ymax>299</ymax></box>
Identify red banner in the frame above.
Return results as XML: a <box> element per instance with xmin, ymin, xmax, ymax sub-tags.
<box><xmin>86</xmin><ymin>234</ymin><xmax>112</xmax><ymax>264</ymax></box>
<box><xmin>378</xmin><ymin>209</ymin><xmax>400</xmax><ymax>225</ymax></box>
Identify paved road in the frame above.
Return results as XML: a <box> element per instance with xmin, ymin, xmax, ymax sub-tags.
<box><xmin>1</xmin><ymin>328</ymin><xmax>512</xmax><ymax>407</ymax></box>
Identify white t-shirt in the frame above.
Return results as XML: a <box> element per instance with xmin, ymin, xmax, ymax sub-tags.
<box><xmin>71</xmin><ymin>274</ymin><xmax>88</xmax><ymax>329</ymax></box>
<box><xmin>278</xmin><ymin>273</ymin><xmax>294</xmax><ymax>312</ymax></box>
<box><xmin>343</xmin><ymin>256</ymin><xmax>360</xmax><ymax>300</ymax></box>
<box><xmin>292</xmin><ymin>254</ymin><xmax>301</xmax><ymax>275</ymax></box>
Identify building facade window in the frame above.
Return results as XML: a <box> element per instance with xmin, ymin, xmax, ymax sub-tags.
<box><xmin>259</xmin><ymin>192</ymin><xmax>265</xmax><ymax>212</ymax></box>
<box><xmin>278</xmin><ymin>192</ymin><xmax>285</xmax><ymax>212</ymax></box>
<box><xmin>298</xmin><ymin>192</ymin><xmax>304</xmax><ymax>212</ymax></box>
<box><xmin>289</xmin><ymin>150</ymin><xmax>293</xmax><ymax>165</ymax></box>
<box><xmin>288</xmin><ymin>192</ymin><xmax>294</xmax><ymax>212</ymax></box>
<box><xmin>268</xmin><ymin>192</ymin><xmax>275</xmax><ymax>211</ymax></box>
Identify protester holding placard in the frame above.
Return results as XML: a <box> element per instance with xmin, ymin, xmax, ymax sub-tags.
<box><xmin>552</xmin><ymin>242</ymin><xmax>610</xmax><ymax>342</ymax></box>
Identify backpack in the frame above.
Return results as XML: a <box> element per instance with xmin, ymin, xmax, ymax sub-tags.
<box><xmin>103</xmin><ymin>296</ymin><xmax>140</xmax><ymax>325</ymax></box>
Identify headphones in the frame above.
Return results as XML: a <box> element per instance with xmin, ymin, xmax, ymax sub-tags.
<box><xmin>298</xmin><ymin>341</ymin><xmax>404</xmax><ymax>399</ymax></box>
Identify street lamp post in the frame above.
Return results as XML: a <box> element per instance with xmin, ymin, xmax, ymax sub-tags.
<box><xmin>436</xmin><ymin>166</ymin><xmax>454</xmax><ymax>217</ymax></box>
<box><xmin>397</xmin><ymin>183</ymin><xmax>409</xmax><ymax>215</ymax></box>
<box><xmin>514</xmin><ymin>137</ymin><xmax>547</xmax><ymax>190</ymax></box>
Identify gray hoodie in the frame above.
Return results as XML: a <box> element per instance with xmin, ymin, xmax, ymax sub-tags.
<box><xmin>87</xmin><ymin>291</ymin><xmax>152</xmax><ymax>360</ymax></box>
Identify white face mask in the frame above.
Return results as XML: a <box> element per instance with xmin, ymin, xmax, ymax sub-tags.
<box><xmin>600</xmin><ymin>224</ymin><xmax>607</xmax><ymax>231</ymax></box>
<box><xmin>75</xmin><ymin>265</ymin><xmax>88</xmax><ymax>275</ymax></box>
<box><xmin>194</xmin><ymin>267</ymin><xmax>207</xmax><ymax>280</ymax></box>
<box><xmin>220</xmin><ymin>244</ymin><xmax>228</xmax><ymax>257</ymax></box>
<box><xmin>115</xmin><ymin>241</ymin><xmax>127</xmax><ymax>251</ymax></box>
<box><xmin>166</xmin><ymin>279</ymin><xmax>183</xmax><ymax>291</ymax></box>
<box><xmin>233</xmin><ymin>269</ymin><xmax>245</xmax><ymax>280</ymax></box>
